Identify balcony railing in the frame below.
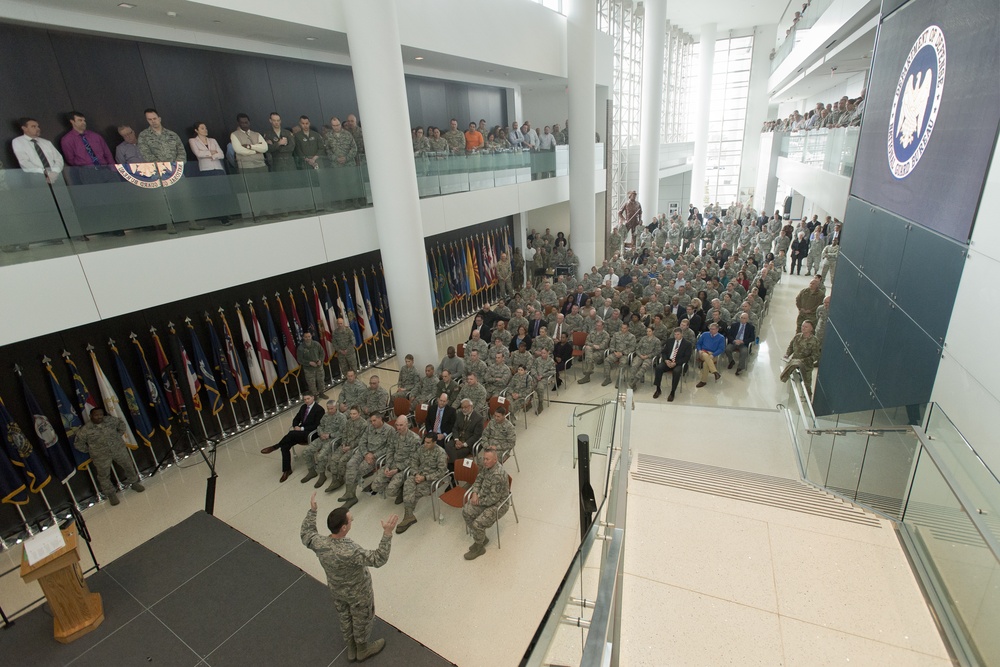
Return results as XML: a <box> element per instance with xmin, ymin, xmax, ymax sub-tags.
<box><xmin>771</xmin><ymin>0</ymin><xmax>836</xmax><ymax>72</ymax></box>
<box><xmin>0</xmin><ymin>145</ymin><xmax>603</xmax><ymax>264</ymax></box>
<box><xmin>777</xmin><ymin>127</ymin><xmax>859</xmax><ymax>178</ymax></box>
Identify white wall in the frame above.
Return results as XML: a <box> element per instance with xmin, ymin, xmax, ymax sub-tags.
<box><xmin>775</xmin><ymin>157</ymin><xmax>849</xmax><ymax>219</ymax></box>
<box><xmin>740</xmin><ymin>24</ymin><xmax>779</xmax><ymax>194</ymax></box>
<box><xmin>931</xmin><ymin>154</ymin><xmax>1000</xmax><ymax>474</ymax></box>
<box><xmin>521</xmin><ymin>86</ymin><xmax>569</xmax><ymax>129</ymax></box>
<box><xmin>657</xmin><ymin>172</ymin><xmax>691</xmax><ymax>218</ymax></box>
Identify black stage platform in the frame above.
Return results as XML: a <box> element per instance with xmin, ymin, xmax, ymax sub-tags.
<box><xmin>2</xmin><ymin>511</ymin><xmax>453</xmax><ymax>667</ymax></box>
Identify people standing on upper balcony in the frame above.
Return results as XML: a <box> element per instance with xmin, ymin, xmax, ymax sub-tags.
<box><xmin>230</xmin><ymin>113</ymin><xmax>268</xmax><ymax>173</ymax></box>
<box><xmin>324</xmin><ymin>116</ymin><xmax>358</xmax><ymax>168</ymax></box>
<box><xmin>522</xmin><ymin>122</ymin><xmax>539</xmax><ymax>151</ymax></box>
<box><xmin>12</xmin><ymin>117</ymin><xmax>64</xmax><ymax>184</ymax></box>
<box><xmin>138</xmin><ymin>108</ymin><xmax>187</xmax><ymax>163</ymax></box>
<box><xmin>294</xmin><ymin>115</ymin><xmax>324</xmax><ymax>170</ymax></box>
<box><xmin>264</xmin><ymin>112</ymin><xmax>296</xmax><ymax>172</ymax></box>
<box><xmin>189</xmin><ymin>122</ymin><xmax>226</xmax><ymax>175</ymax></box>
<box><xmin>428</xmin><ymin>127</ymin><xmax>449</xmax><ymax>153</ymax></box>
<box><xmin>443</xmin><ymin>119</ymin><xmax>465</xmax><ymax>154</ymax></box>
<box><xmin>508</xmin><ymin>121</ymin><xmax>524</xmax><ymax>149</ymax></box>
<box><xmin>464</xmin><ymin>122</ymin><xmax>484</xmax><ymax>153</ymax></box>
<box><xmin>343</xmin><ymin>114</ymin><xmax>364</xmax><ymax>160</ymax></box>
<box><xmin>60</xmin><ymin>111</ymin><xmax>114</xmax><ymax>170</ymax></box>
<box><xmin>115</xmin><ymin>125</ymin><xmax>143</xmax><ymax>165</ymax></box>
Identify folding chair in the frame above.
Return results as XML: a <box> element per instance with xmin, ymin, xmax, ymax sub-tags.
<box><xmin>457</xmin><ymin>343</ymin><xmax>466</xmax><ymax>358</ymax></box>
<box><xmin>571</xmin><ymin>331</ymin><xmax>588</xmax><ymax>380</ymax></box>
<box><xmin>392</xmin><ymin>395</ymin><xmax>412</xmax><ymax>420</ymax></box>
<box><xmin>436</xmin><ymin>458</ymin><xmax>479</xmax><ymax>521</ymax></box>
<box><xmin>413</xmin><ymin>402</ymin><xmax>430</xmax><ymax>430</ymax></box>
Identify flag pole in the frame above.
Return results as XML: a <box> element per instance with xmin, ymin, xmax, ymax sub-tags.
<box><xmin>115</xmin><ymin>337</ymin><xmax>160</xmax><ymax>473</ymax></box>
<box><xmin>57</xmin><ymin>350</ymin><xmax>105</xmax><ymax>502</ymax></box>
<box><xmin>210</xmin><ymin>411</ymin><xmax>227</xmax><ymax>440</ymax></box>
<box><xmin>37</xmin><ymin>488</ymin><xmax>59</xmax><ymax>527</ymax></box>
<box><xmin>92</xmin><ymin>341</ymin><xmax>143</xmax><ymax>481</ymax></box>
<box><xmin>15</xmin><ymin>505</ymin><xmax>35</xmax><ymax>537</ymax></box>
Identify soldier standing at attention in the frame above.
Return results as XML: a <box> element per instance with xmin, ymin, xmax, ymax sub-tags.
<box><xmin>331</xmin><ymin>317</ymin><xmax>358</xmax><ymax>377</ymax></box>
<box><xmin>298</xmin><ymin>331</ymin><xmax>327</xmax><ymax>398</ymax></box>
<box><xmin>496</xmin><ymin>252</ymin><xmax>513</xmax><ymax>297</ymax></box>
<box><xmin>73</xmin><ymin>408</ymin><xmax>144</xmax><ymax>505</ymax></box>
<box><xmin>302</xmin><ymin>492</ymin><xmax>397</xmax><ymax>661</ymax></box>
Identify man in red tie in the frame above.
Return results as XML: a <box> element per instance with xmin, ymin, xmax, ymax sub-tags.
<box><xmin>652</xmin><ymin>329</ymin><xmax>693</xmax><ymax>402</ymax></box>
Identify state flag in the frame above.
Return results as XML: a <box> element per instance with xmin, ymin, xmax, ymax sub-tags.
<box><xmin>206</xmin><ymin>315</ymin><xmax>240</xmax><ymax>402</ymax></box>
<box><xmin>0</xmin><ymin>446</ymin><xmax>27</xmax><ymax>505</ymax></box>
<box><xmin>44</xmin><ymin>360</ymin><xmax>90</xmax><ymax>470</ymax></box>
<box><xmin>354</xmin><ymin>272</ymin><xmax>373</xmax><ymax>343</ymax></box>
<box><xmin>342</xmin><ymin>274</ymin><xmax>362</xmax><ymax>347</ymax></box>
<box><xmin>360</xmin><ymin>270</ymin><xmax>378</xmax><ymax>340</ymax></box>
<box><xmin>276</xmin><ymin>295</ymin><xmax>300</xmax><ymax>376</ymax></box>
<box><xmin>218</xmin><ymin>310</ymin><xmax>252</xmax><ymax>400</ymax></box>
<box><xmin>65</xmin><ymin>353</ymin><xmax>98</xmax><ymax>424</ymax></box>
<box><xmin>187</xmin><ymin>322</ymin><xmax>224</xmax><ymax>415</ymax></box>
<box><xmin>313</xmin><ymin>286</ymin><xmax>334</xmax><ymax>362</ymax></box>
<box><xmin>262</xmin><ymin>298</ymin><xmax>290</xmax><ymax>382</ymax></box>
<box><xmin>90</xmin><ymin>348</ymin><xmax>140</xmax><ymax>450</ymax></box>
<box><xmin>111</xmin><ymin>342</ymin><xmax>155</xmax><ymax>448</ymax></box>
<box><xmin>19</xmin><ymin>372</ymin><xmax>76</xmax><ymax>484</ymax></box>
<box><xmin>152</xmin><ymin>331</ymin><xmax>185</xmax><ymax>416</ymax></box>
<box><xmin>133</xmin><ymin>336</ymin><xmax>172</xmax><ymax>437</ymax></box>
<box><xmin>249</xmin><ymin>302</ymin><xmax>278</xmax><ymax>390</ymax></box>
<box><xmin>236</xmin><ymin>306</ymin><xmax>266</xmax><ymax>393</ymax></box>
<box><xmin>0</xmin><ymin>395</ymin><xmax>52</xmax><ymax>492</ymax></box>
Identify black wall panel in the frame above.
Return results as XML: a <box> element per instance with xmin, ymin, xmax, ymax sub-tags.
<box><xmin>0</xmin><ymin>26</ymin><xmax>74</xmax><ymax>141</ymax></box>
<box><xmin>48</xmin><ymin>32</ymin><xmax>156</xmax><ymax>140</ymax></box>
<box><xmin>1</xmin><ymin>23</ymin><xmax>507</xmax><ymax>166</ymax></box>
<box><xmin>138</xmin><ymin>41</ymin><xmax>227</xmax><ymax>147</ymax></box>
<box><xmin>893</xmin><ymin>223</ymin><xmax>967</xmax><ymax>344</ymax></box>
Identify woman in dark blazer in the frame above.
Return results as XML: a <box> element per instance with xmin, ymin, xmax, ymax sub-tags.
<box><xmin>510</xmin><ymin>325</ymin><xmax>532</xmax><ymax>352</ymax></box>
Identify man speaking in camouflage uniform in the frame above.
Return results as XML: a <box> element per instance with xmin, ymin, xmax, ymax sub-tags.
<box><xmin>462</xmin><ymin>448</ymin><xmax>510</xmax><ymax>561</ymax></box>
<box><xmin>74</xmin><ymin>407</ymin><xmax>144</xmax><ymax>505</ymax></box>
<box><xmin>302</xmin><ymin>492</ymin><xmax>397</xmax><ymax>661</ymax></box>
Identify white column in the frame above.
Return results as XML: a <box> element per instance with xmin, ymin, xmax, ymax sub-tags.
<box><xmin>638</xmin><ymin>0</ymin><xmax>666</xmax><ymax>217</ymax></box>
<box><xmin>738</xmin><ymin>23</ymin><xmax>778</xmax><ymax>205</ymax></box>
<box><xmin>689</xmin><ymin>23</ymin><xmax>717</xmax><ymax>211</ymax></box>
<box><xmin>567</xmin><ymin>0</ymin><xmax>597</xmax><ymax>275</ymax></box>
<box><xmin>342</xmin><ymin>0</ymin><xmax>437</xmax><ymax>366</ymax></box>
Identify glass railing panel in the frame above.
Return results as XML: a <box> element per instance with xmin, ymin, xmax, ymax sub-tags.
<box><xmin>821</xmin><ymin>430</ymin><xmax>867</xmax><ymax>498</ymax></box>
<box><xmin>60</xmin><ymin>165</ymin><xmax>174</xmax><ymax>235</ymax></box>
<box><xmin>924</xmin><ymin>405</ymin><xmax>1000</xmax><ymax>545</ymax></box>
<box><xmin>855</xmin><ymin>428</ymin><xmax>919</xmax><ymax>519</ymax></box>
<box><xmin>0</xmin><ymin>169</ymin><xmax>70</xmax><ymax>249</ymax></box>
<box><xmin>311</xmin><ymin>159</ymin><xmax>367</xmax><ymax>210</ymax></box>
<box><xmin>161</xmin><ymin>164</ymin><xmax>248</xmax><ymax>228</ymax></box>
<box><xmin>902</xmin><ymin>449</ymin><xmax>1000</xmax><ymax>666</ymax></box>
<box><xmin>239</xmin><ymin>165</ymin><xmax>318</xmax><ymax>220</ymax></box>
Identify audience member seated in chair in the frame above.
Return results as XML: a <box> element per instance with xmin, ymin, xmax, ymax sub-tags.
<box><xmin>300</xmin><ymin>399</ymin><xmax>345</xmax><ymax>488</ymax></box>
<box><xmin>368</xmin><ymin>416</ymin><xmax>421</xmax><ymax>503</ymax></box>
<box><xmin>337</xmin><ymin>412</ymin><xmax>394</xmax><ymax>509</ymax></box>
<box><xmin>480</xmin><ymin>408</ymin><xmax>516</xmax><ymax>463</ymax></box>
<box><xmin>725</xmin><ymin>312</ymin><xmax>756</xmax><ymax>376</ymax></box>
<box><xmin>462</xmin><ymin>448</ymin><xmax>510</xmax><ymax>561</ymax></box>
<box><xmin>425</xmin><ymin>393</ymin><xmax>457</xmax><ymax>439</ymax></box>
<box><xmin>653</xmin><ymin>328</ymin><xmax>692</xmax><ymax>402</ymax></box>
<box><xmin>695</xmin><ymin>322</ymin><xmax>726</xmax><ymax>388</ymax></box>
<box><xmin>445</xmin><ymin>399</ymin><xmax>484</xmax><ymax>464</ymax></box>
<box><xmin>261</xmin><ymin>392</ymin><xmax>323</xmax><ymax>482</ymax></box>
<box><xmin>396</xmin><ymin>433</ymin><xmax>450</xmax><ymax>534</ymax></box>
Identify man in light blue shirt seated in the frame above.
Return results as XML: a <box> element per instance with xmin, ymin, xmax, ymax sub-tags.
<box><xmin>695</xmin><ymin>322</ymin><xmax>726</xmax><ymax>387</ymax></box>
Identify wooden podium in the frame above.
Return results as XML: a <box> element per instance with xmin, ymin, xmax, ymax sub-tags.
<box><xmin>20</xmin><ymin>521</ymin><xmax>104</xmax><ymax>643</ymax></box>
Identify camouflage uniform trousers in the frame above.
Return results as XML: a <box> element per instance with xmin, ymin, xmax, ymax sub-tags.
<box><xmin>302</xmin><ymin>365</ymin><xmax>326</xmax><ymax>396</ymax></box>
<box><xmin>369</xmin><ymin>467</ymin><xmax>406</xmax><ymax>499</ymax></box>
<box><xmin>93</xmin><ymin>445</ymin><xmax>139</xmax><ymax>495</ymax></box>
<box><xmin>780</xmin><ymin>359</ymin><xmax>815</xmax><ymax>397</ymax></box>
<box><xmin>333</xmin><ymin>592</ymin><xmax>375</xmax><ymax>647</ymax></box>
<box><xmin>402</xmin><ymin>476</ymin><xmax>437</xmax><ymax>514</ymax></box>
<box><xmin>336</xmin><ymin>348</ymin><xmax>358</xmax><ymax>376</ymax></box>
<box><xmin>605</xmin><ymin>353</ymin><xmax>629</xmax><ymax>381</ymax></box>
<box><xmin>629</xmin><ymin>355</ymin><xmax>655</xmax><ymax>386</ymax></box>
<box><xmin>325</xmin><ymin>445</ymin><xmax>355</xmax><ymax>487</ymax></box>
<box><xmin>581</xmin><ymin>347</ymin><xmax>605</xmax><ymax>376</ymax></box>
<box><xmin>463</xmin><ymin>501</ymin><xmax>509</xmax><ymax>545</ymax></box>
<box><xmin>302</xmin><ymin>436</ymin><xmax>334</xmax><ymax>473</ymax></box>
<box><xmin>345</xmin><ymin>450</ymin><xmax>379</xmax><ymax>490</ymax></box>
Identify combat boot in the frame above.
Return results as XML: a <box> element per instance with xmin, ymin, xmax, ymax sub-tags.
<box><xmin>395</xmin><ymin>512</ymin><xmax>417</xmax><ymax>534</ymax></box>
<box><xmin>577</xmin><ymin>373</ymin><xmax>591</xmax><ymax>384</ymax></box>
<box><xmin>300</xmin><ymin>470</ymin><xmax>317</xmax><ymax>484</ymax></box>
<box><xmin>347</xmin><ymin>638</ymin><xmax>357</xmax><ymax>661</ymax></box>
<box><xmin>313</xmin><ymin>473</ymin><xmax>327</xmax><ymax>489</ymax></box>
<box><xmin>355</xmin><ymin>638</ymin><xmax>385</xmax><ymax>661</ymax></box>
<box><xmin>337</xmin><ymin>485</ymin><xmax>357</xmax><ymax>502</ymax></box>
<box><xmin>324</xmin><ymin>476</ymin><xmax>344</xmax><ymax>494</ymax></box>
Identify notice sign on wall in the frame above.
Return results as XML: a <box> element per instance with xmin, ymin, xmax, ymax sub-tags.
<box><xmin>850</xmin><ymin>0</ymin><xmax>999</xmax><ymax>243</ymax></box>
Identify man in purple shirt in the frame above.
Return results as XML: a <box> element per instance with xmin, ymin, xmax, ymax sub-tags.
<box><xmin>60</xmin><ymin>111</ymin><xmax>116</xmax><ymax>184</ymax></box>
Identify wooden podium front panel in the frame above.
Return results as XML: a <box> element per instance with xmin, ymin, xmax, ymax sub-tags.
<box><xmin>20</xmin><ymin>522</ymin><xmax>104</xmax><ymax>643</ymax></box>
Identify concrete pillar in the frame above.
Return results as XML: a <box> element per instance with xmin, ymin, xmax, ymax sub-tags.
<box><xmin>567</xmin><ymin>0</ymin><xmax>597</xmax><ymax>275</ymax></box>
<box><xmin>689</xmin><ymin>23</ymin><xmax>717</xmax><ymax>211</ymax></box>
<box><xmin>638</xmin><ymin>0</ymin><xmax>666</xmax><ymax>217</ymax></box>
<box><xmin>739</xmin><ymin>23</ymin><xmax>778</xmax><ymax>206</ymax></box>
<box><xmin>342</xmin><ymin>0</ymin><xmax>437</xmax><ymax>366</ymax></box>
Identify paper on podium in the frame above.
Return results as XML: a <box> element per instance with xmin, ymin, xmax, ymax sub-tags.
<box><xmin>23</xmin><ymin>527</ymin><xmax>67</xmax><ymax>566</ymax></box>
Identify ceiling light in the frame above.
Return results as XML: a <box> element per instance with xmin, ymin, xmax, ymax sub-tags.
<box><xmin>414</xmin><ymin>56</ymin><xmax>424</xmax><ymax>61</ymax></box>
<box><xmin>167</xmin><ymin>11</ymin><xmax>177</xmax><ymax>16</ymax></box>
<box><xmin>118</xmin><ymin>2</ymin><xmax>135</xmax><ymax>7</ymax></box>
<box><xmin>487</xmin><ymin>69</ymin><xmax>494</xmax><ymax>73</ymax></box>
<box><xmin>306</xmin><ymin>36</ymin><xmax>316</xmax><ymax>41</ymax></box>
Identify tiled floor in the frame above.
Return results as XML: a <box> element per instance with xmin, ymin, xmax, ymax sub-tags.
<box><xmin>0</xmin><ymin>270</ymin><xmax>950</xmax><ymax>666</ymax></box>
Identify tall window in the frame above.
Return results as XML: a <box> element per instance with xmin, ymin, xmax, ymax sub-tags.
<box><xmin>684</xmin><ymin>35</ymin><xmax>753</xmax><ymax>207</ymax></box>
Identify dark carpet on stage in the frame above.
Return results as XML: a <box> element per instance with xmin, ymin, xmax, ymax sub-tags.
<box><xmin>4</xmin><ymin>511</ymin><xmax>454</xmax><ymax>667</ymax></box>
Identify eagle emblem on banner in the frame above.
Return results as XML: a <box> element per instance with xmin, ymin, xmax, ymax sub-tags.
<box><xmin>887</xmin><ymin>25</ymin><xmax>946</xmax><ymax>180</ymax></box>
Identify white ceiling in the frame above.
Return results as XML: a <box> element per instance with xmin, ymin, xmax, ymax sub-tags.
<box><xmin>770</xmin><ymin>26</ymin><xmax>875</xmax><ymax>103</ymax></box>
<box><xmin>663</xmin><ymin>0</ymin><xmax>792</xmax><ymax>38</ymax></box>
